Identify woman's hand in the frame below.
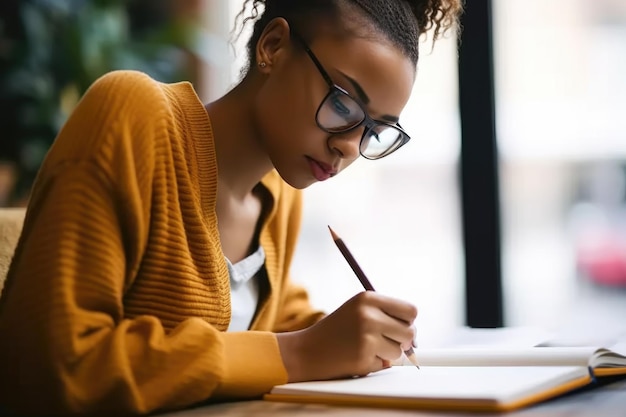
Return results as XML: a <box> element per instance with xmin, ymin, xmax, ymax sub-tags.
<box><xmin>276</xmin><ymin>291</ymin><xmax>417</xmax><ymax>382</ymax></box>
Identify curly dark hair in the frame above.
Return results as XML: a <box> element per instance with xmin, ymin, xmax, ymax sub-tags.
<box><xmin>233</xmin><ymin>0</ymin><xmax>464</xmax><ymax>74</ymax></box>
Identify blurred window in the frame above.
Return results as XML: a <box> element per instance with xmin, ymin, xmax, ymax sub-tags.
<box><xmin>494</xmin><ymin>0</ymin><xmax>626</xmax><ymax>338</ymax></box>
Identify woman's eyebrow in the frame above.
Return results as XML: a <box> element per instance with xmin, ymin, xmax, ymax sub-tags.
<box><xmin>338</xmin><ymin>71</ymin><xmax>400</xmax><ymax>123</ymax></box>
<box><xmin>380</xmin><ymin>114</ymin><xmax>399</xmax><ymax>123</ymax></box>
<box><xmin>338</xmin><ymin>71</ymin><xmax>370</xmax><ymax>104</ymax></box>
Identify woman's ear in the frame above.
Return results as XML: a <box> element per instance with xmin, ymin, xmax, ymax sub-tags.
<box><xmin>255</xmin><ymin>17</ymin><xmax>291</xmax><ymax>73</ymax></box>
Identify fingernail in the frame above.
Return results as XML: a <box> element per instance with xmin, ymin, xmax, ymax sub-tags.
<box><xmin>412</xmin><ymin>339</ymin><xmax>418</xmax><ymax>348</ymax></box>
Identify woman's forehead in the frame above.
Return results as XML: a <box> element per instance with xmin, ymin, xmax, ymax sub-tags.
<box><xmin>306</xmin><ymin>34</ymin><xmax>416</xmax><ymax>117</ymax></box>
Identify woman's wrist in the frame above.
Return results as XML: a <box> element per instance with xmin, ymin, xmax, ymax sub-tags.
<box><xmin>276</xmin><ymin>330</ymin><xmax>308</xmax><ymax>383</ymax></box>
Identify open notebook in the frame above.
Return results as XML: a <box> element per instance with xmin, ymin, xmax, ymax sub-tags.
<box><xmin>264</xmin><ymin>344</ymin><xmax>626</xmax><ymax>412</ymax></box>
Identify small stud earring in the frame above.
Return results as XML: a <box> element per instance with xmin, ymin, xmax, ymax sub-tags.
<box><xmin>259</xmin><ymin>61</ymin><xmax>267</xmax><ymax>68</ymax></box>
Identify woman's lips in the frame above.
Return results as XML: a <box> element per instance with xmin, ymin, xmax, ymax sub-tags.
<box><xmin>307</xmin><ymin>157</ymin><xmax>337</xmax><ymax>181</ymax></box>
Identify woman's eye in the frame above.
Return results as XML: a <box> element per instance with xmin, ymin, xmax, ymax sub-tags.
<box><xmin>331</xmin><ymin>95</ymin><xmax>351</xmax><ymax>116</ymax></box>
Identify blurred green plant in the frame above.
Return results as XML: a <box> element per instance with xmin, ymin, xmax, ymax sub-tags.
<box><xmin>0</xmin><ymin>0</ymin><xmax>197</xmax><ymax>204</ymax></box>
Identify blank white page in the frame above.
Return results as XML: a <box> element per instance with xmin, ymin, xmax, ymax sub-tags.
<box><xmin>270</xmin><ymin>366</ymin><xmax>589</xmax><ymax>404</ymax></box>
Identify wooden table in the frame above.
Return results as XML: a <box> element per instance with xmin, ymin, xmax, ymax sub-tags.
<box><xmin>160</xmin><ymin>375</ymin><xmax>626</xmax><ymax>417</ymax></box>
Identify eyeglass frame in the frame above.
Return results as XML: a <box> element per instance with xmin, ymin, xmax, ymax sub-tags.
<box><xmin>289</xmin><ymin>31</ymin><xmax>411</xmax><ymax>160</ymax></box>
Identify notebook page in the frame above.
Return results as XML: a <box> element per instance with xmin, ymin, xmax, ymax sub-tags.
<box><xmin>270</xmin><ymin>366</ymin><xmax>589</xmax><ymax>404</ymax></box>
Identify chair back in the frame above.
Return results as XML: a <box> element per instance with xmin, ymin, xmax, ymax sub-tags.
<box><xmin>0</xmin><ymin>208</ymin><xmax>26</xmax><ymax>291</ymax></box>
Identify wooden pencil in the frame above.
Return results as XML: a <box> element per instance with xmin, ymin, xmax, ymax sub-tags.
<box><xmin>328</xmin><ymin>225</ymin><xmax>420</xmax><ymax>369</ymax></box>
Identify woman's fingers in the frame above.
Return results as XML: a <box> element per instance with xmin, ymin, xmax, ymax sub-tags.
<box><xmin>370</xmin><ymin>292</ymin><xmax>418</xmax><ymax>324</ymax></box>
<box><xmin>361</xmin><ymin>293</ymin><xmax>417</xmax><ymax>351</ymax></box>
<box><xmin>277</xmin><ymin>291</ymin><xmax>419</xmax><ymax>382</ymax></box>
<box><xmin>382</xmin><ymin>324</ymin><xmax>417</xmax><ymax>353</ymax></box>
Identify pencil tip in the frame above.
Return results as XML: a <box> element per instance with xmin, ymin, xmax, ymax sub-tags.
<box><xmin>327</xmin><ymin>225</ymin><xmax>339</xmax><ymax>240</ymax></box>
<box><xmin>404</xmin><ymin>349</ymin><xmax>420</xmax><ymax>369</ymax></box>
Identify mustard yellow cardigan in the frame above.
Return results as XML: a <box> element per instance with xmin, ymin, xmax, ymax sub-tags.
<box><xmin>0</xmin><ymin>71</ymin><xmax>324</xmax><ymax>416</ymax></box>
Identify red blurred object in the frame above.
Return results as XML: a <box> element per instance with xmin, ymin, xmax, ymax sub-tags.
<box><xmin>576</xmin><ymin>233</ymin><xmax>626</xmax><ymax>287</ymax></box>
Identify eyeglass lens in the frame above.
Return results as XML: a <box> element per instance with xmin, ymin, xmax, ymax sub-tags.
<box><xmin>360</xmin><ymin>125</ymin><xmax>405</xmax><ymax>159</ymax></box>
<box><xmin>317</xmin><ymin>88</ymin><xmax>406</xmax><ymax>159</ymax></box>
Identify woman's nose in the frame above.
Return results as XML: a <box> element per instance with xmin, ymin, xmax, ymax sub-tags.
<box><xmin>327</xmin><ymin>128</ymin><xmax>364</xmax><ymax>160</ymax></box>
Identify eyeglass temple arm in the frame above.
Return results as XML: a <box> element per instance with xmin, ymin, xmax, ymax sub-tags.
<box><xmin>289</xmin><ymin>30</ymin><xmax>335</xmax><ymax>87</ymax></box>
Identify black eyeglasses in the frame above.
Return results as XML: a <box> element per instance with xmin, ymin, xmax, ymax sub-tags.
<box><xmin>291</xmin><ymin>32</ymin><xmax>411</xmax><ymax>160</ymax></box>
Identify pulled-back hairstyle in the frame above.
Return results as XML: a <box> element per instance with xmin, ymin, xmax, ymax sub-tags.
<box><xmin>234</xmin><ymin>0</ymin><xmax>464</xmax><ymax>74</ymax></box>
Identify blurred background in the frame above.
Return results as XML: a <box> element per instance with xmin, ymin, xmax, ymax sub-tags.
<box><xmin>1</xmin><ymin>0</ymin><xmax>625</xmax><ymax>344</ymax></box>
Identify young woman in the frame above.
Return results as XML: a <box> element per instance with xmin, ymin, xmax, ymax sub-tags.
<box><xmin>0</xmin><ymin>0</ymin><xmax>462</xmax><ymax>415</ymax></box>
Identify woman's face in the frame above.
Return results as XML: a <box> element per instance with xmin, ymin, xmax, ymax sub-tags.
<box><xmin>254</xmin><ymin>25</ymin><xmax>415</xmax><ymax>189</ymax></box>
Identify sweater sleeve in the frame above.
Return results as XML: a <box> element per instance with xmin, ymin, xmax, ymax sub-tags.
<box><xmin>273</xmin><ymin>281</ymin><xmax>327</xmax><ymax>332</ymax></box>
<box><xmin>0</xmin><ymin>72</ymin><xmax>288</xmax><ymax>416</ymax></box>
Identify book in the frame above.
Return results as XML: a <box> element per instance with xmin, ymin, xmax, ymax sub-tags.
<box><xmin>393</xmin><ymin>344</ymin><xmax>626</xmax><ymax>377</ymax></box>
<box><xmin>264</xmin><ymin>344</ymin><xmax>626</xmax><ymax>412</ymax></box>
